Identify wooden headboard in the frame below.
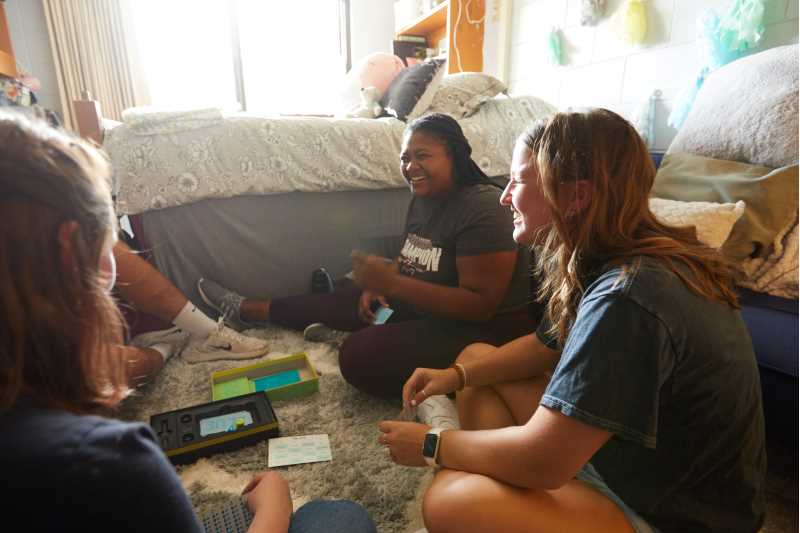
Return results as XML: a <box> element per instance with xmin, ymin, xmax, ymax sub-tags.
<box><xmin>0</xmin><ymin>1</ymin><xmax>19</xmax><ymax>78</ymax></box>
<box><xmin>73</xmin><ymin>91</ymin><xmax>104</xmax><ymax>144</ymax></box>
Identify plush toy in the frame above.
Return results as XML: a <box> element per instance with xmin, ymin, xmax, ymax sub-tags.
<box><xmin>338</xmin><ymin>52</ymin><xmax>405</xmax><ymax>118</ymax></box>
<box><xmin>346</xmin><ymin>86</ymin><xmax>383</xmax><ymax>119</ymax></box>
<box><xmin>356</xmin><ymin>52</ymin><xmax>406</xmax><ymax>95</ymax></box>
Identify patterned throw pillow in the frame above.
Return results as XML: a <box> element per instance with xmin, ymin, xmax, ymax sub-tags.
<box><xmin>380</xmin><ymin>58</ymin><xmax>447</xmax><ymax>122</ymax></box>
<box><xmin>427</xmin><ymin>72</ymin><xmax>507</xmax><ymax>119</ymax></box>
<box><xmin>649</xmin><ymin>197</ymin><xmax>746</xmax><ymax>250</ymax></box>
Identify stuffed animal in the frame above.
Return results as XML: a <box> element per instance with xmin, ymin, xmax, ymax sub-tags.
<box><xmin>346</xmin><ymin>86</ymin><xmax>383</xmax><ymax>119</ymax></box>
<box><xmin>337</xmin><ymin>53</ymin><xmax>405</xmax><ymax>118</ymax></box>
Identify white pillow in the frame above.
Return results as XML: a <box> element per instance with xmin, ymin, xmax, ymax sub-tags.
<box><xmin>427</xmin><ymin>72</ymin><xmax>507</xmax><ymax>118</ymax></box>
<box><xmin>649</xmin><ymin>198</ymin><xmax>746</xmax><ymax>249</ymax></box>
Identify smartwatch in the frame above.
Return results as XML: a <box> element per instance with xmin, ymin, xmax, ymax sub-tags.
<box><xmin>422</xmin><ymin>427</ymin><xmax>446</xmax><ymax>466</ymax></box>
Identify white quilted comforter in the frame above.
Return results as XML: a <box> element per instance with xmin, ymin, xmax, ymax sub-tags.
<box><xmin>106</xmin><ymin>96</ymin><xmax>555</xmax><ymax>215</ymax></box>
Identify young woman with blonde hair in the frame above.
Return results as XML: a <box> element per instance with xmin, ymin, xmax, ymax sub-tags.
<box><xmin>379</xmin><ymin>109</ymin><xmax>766</xmax><ymax>533</ymax></box>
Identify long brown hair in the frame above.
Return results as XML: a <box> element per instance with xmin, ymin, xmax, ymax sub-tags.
<box><xmin>519</xmin><ymin>109</ymin><xmax>739</xmax><ymax>346</ymax></box>
<box><xmin>0</xmin><ymin>111</ymin><xmax>129</xmax><ymax>413</ymax></box>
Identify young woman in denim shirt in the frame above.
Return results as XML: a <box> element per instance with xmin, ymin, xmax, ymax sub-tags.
<box><xmin>379</xmin><ymin>109</ymin><xmax>766</xmax><ymax>533</ymax></box>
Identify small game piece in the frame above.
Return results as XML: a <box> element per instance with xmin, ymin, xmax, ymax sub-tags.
<box><xmin>372</xmin><ymin>306</ymin><xmax>394</xmax><ymax>325</ymax></box>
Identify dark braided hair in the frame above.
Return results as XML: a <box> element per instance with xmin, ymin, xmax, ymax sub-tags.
<box><xmin>404</xmin><ymin>113</ymin><xmax>495</xmax><ymax>188</ymax></box>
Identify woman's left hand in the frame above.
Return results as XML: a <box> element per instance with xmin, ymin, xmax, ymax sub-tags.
<box><xmin>378</xmin><ymin>421</ymin><xmax>430</xmax><ymax>467</ymax></box>
<box><xmin>352</xmin><ymin>252</ymin><xmax>399</xmax><ymax>293</ymax></box>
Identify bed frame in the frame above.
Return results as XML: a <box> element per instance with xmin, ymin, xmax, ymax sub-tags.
<box><xmin>71</xmin><ymin>94</ymin><xmax>411</xmax><ymax>320</ymax></box>
<box><xmin>72</xmin><ymin>91</ymin><xmax>104</xmax><ymax>144</ymax></box>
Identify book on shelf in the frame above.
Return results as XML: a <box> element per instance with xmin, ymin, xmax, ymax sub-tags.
<box><xmin>393</xmin><ymin>39</ymin><xmax>428</xmax><ymax>67</ymax></box>
<box><xmin>396</xmin><ymin>34</ymin><xmax>427</xmax><ymax>43</ymax></box>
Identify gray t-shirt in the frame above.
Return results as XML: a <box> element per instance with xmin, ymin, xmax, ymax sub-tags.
<box><xmin>538</xmin><ymin>258</ymin><xmax>766</xmax><ymax>533</ymax></box>
<box><xmin>399</xmin><ymin>183</ymin><xmax>529</xmax><ymax>313</ymax></box>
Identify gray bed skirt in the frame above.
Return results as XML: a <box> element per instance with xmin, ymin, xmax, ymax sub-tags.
<box><xmin>139</xmin><ymin>188</ymin><xmax>410</xmax><ymax>317</ymax></box>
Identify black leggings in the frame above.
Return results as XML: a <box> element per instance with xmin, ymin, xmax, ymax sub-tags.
<box><xmin>270</xmin><ymin>287</ymin><xmax>537</xmax><ymax>398</ymax></box>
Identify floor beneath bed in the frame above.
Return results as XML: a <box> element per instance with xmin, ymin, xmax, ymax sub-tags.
<box><xmin>119</xmin><ymin>324</ymin><xmax>798</xmax><ymax>533</ymax></box>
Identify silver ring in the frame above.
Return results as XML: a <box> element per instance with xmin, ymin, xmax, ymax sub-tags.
<box><xmin>420</xmin><ymin>389</ymin><xmax>427</xmax><ymax>398</ymax></box>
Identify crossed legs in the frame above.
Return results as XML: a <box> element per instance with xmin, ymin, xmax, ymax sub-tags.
<box><xmin>422</xmin><ymin>343</ymin><xmax>634</xmax><ymax>533</ymax></box>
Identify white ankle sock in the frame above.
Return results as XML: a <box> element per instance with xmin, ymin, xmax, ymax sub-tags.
<box><xmin>172</xmin><ymin>301</ymin><xmax>217</xmax><ymax>340</ymax></box>
<box><xmin>150</xmin><ymin>342</ymin><xmax>175</xmax><ymax>363</ymax></box>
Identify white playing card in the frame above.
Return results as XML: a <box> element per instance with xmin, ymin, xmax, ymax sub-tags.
<box><xmin>268</xmin><ymin>434</ymin><xmax>332</xmax><ymax>467</ymax></box>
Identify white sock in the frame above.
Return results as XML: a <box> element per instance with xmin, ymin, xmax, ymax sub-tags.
<box><xmin>172</xmin><ymin>301</ymin><xmax>217</xmax><ymax>341</ymax></box>
<box><xmin>150</xmin><ymin>342</ymin><xmax>175</xmax><ymax>363</ymax></box>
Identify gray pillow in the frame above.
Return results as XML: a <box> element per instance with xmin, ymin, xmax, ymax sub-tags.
<box><xmin>666</xmin><ymin>44</ymin><xmax>799</xmax><ymax>168</ymax></box>
<box><xmin>427</xmin><ymin>72</ymin><xmax>507</xmax><ymax>118</ymax></box>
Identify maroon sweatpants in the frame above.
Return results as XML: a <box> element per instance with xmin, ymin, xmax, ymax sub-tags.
<box><xmin>270</xmin><ymin>287</ymin><xmax>538</xmax><ymax>398</ymax></box>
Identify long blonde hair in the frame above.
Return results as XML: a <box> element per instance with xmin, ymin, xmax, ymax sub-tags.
<box><xmin>0</xmin><ymin>111</ymin><xmax>129</xmax><ymax>413</ymax></box>
<box><xmin>519</xmin><ymin>109</ymin><xmax>739</xmax><ymax>346</ymax></box>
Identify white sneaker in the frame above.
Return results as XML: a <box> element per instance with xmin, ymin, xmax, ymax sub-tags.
<box><xmin>131</xmin><ymin>326</ymin><xmax>190</xmax><ymax>352</ymax></box>
<box><xmin>416</xmin><ymin>395</ymin><xmax>460</xmax><ymax>430</ymax></box>
<box><xmin>182</xmin><ymin>320</ymin><xmax>269</xmax><ymax>363</ymax></box>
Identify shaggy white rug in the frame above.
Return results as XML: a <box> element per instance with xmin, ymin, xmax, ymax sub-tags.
<box><xmin>119</xmin><ymin>325</ymin><xmax>428</xmax><ymax>533</ymax></box>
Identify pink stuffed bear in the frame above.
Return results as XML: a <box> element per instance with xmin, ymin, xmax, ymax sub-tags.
<box><xmin>338</xmin><ymin>52</ymin><xmax>405</xmax><ymax>118</ymax></box>
<box><xmin>356</xmin><ymin>52</ymin><xmax>406</xmax><ymax>95</ymax></box>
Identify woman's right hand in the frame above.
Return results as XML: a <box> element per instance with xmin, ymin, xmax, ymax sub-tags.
<box><xmin>402</xmin><ymin>367</ymin><xmax>461</xmax><ymax>407</ymax></box>
<box><xmin>358</xmin><ymin>290</ymin><xmax>388</xmax><ymax>324</ymax></box>
<box><xmin>242</xmin><ymin>470</ymin><xmax>292</xmax><ymax>529</ymax></box>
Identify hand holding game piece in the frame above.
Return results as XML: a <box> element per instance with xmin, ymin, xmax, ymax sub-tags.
<box><xmin>351</xmin><ymin>250</ymin><xmax>398</xmax><ymax>293</ymax></box>
<box><xmin>357</xmin><ymin>289</ymin><xmax>389</xmax><ymax>323</ymax></box>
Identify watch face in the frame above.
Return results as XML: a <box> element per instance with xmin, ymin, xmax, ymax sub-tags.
<box><xmin>422</xmin><ymin>432</ymin><xmax>438</xmax><ymax>458</ymax></box>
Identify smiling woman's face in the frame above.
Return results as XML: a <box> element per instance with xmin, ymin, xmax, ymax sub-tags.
<box><xmin>500</xmin><ymin>142</ymin><xmax>553</xmax><ymax>245</ymax></box>
<box><xmin>400</xmin><ymin>131</ymin><xmax>455</xmax><ymax>198</ymax></box>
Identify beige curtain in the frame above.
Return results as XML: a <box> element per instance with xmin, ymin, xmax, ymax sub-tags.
<box><xmin>43</xmin><ymin>0</ymin><xmax>148</xmax><ymax>129</ymax></box>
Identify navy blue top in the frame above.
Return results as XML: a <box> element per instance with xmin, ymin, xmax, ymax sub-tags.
<box><xmin>0</xmin><ymin>400</ymin><xmax>203</xmax><ymax>532</ymax></box>
<box><xmin>538</xmin><ymin>258</ymin><xmax>766</xmax><ymax>533</ymax></box>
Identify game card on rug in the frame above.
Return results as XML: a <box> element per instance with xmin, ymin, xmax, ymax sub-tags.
<box><xmin>268</xmin><ymin>434</ymin><xmax>332</xmax><ymax>467</ymax></box>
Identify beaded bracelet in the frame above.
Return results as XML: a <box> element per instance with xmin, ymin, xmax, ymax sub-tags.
<box><xmin>450</xmin><ymin>363</ymin><xmax>467</xmax><ymax>391</ymax></box>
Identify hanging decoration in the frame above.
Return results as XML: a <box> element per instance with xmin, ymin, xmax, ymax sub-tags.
<box><xmin>547</xmin><ymin>27</ymin><xmax>563</xmax><ymax>66</ymax></box>
<box><xmin>700</xmin><ymin>0</ymin><xmax>766</xmax><ymax>70</ymax></box>
<box><xmin>580</xmin><ymin>0</ymin><xmax>607</xmax><ymax>26</ymax></box>
<box><xmin>614</xmin><ymin>0</ymin><xmax>647</xmax><ymax>45</ymax></box>
<box><xmin>668</xmin><ymin>0</ymin><xmax>766</xmax><ymax>129</ymax></box>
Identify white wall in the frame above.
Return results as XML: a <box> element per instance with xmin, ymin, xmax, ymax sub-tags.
<box><xmin>507</xmin><ymin>0</ymin><xmax>799</xmax><ymax>150</ymax></box>
<box><xmin>350</xmin><ymin>0</ymin><xmax>396</xmax><ymax>64</ymax></box>
<box><xmin>4</xmin><ymin>0</ymin><xmax>61</xmax><ymax>117</ymax></box>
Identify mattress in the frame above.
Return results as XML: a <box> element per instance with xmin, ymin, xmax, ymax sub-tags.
<box><xmin>105</xmin><ymin>95</ymin><xmax>555</xmax><ymax>215</ymax></box>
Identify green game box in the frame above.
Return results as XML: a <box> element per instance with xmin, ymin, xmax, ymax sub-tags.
<box><xmin>211</xmin><ymin>352</ymin><xmax>319</xmax><ymax>402</ymax></box>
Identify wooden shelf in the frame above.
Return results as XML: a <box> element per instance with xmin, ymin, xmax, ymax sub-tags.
<box><xmin>396</xmin><ymin>1</ymin><xmax>448</xmax><ymax>38</ymax></box>
<box><xmin>0</xmin><ymin>2</ymin><xmax>18</xmax><ymax>78</ymax></box>
<box><xmin>394</xmin><ymin>0</ymin><xmax>484</xmax><ymax>74</ymax></box>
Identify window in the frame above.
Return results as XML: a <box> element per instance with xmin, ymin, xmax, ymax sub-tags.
<box><xmin>129</xmin><ymin>0</ymin><xmax>349</xmax><ymax>115</ymax></box>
